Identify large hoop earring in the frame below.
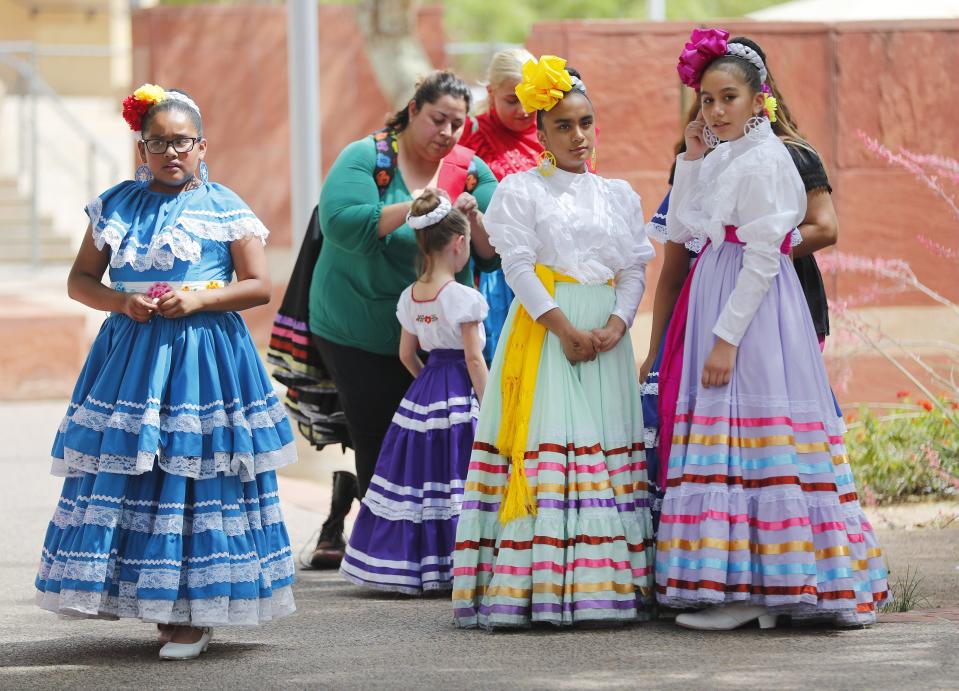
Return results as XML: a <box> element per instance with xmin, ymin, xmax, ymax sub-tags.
<box><xmin>702</xmin><ymin>125</ymin><xmax>721</xmax><ymax>149</ymax></box>
<box><xmin>135</xmin><ymin>163</ymin><xmax>153</xmax><ymax>183</ymax></box>
<box><xmin>537</xmin><ymin>150</ymin><xmax>557</xmax><ymax>177</ymax></box>
<box><xmin>198</xmin><ymin>161</ymin><xmax>209</xmax><ymax>184</ymax></box>
<box><xmin>743</xmin><ymin>114</ymin><xmax>766</xmax><ymax>141</ymax></box>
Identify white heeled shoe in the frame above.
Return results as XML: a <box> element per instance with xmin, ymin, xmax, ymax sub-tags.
<box><xmin>675</xmin><ymin>602</ymin><xmax>777</xmax><ymax>631</ymax></box>
<box><xmin>158</xmin><ymin>627</ymin><xmax>212</xmax><ymax>660</ymax></box>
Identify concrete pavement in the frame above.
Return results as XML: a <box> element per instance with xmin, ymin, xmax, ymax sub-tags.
<box><xmin>1</xmin><ymin>400</ymin><xmax>957</xmax><ymax>690</ymax></box>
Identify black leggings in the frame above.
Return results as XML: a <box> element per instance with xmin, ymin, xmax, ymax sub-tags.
<box><xmin>313</xmin><ymin>336</ymin><xmax>413</xmax><ymax>498</ymax></box>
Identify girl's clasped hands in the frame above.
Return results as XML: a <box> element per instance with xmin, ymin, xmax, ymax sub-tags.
<box><xmin>121</xmin><ymin>290</ymin><xmax>204</xmax><ymax>322</ymax></box>
<box><xmin>558</xmin><ymin>315</ymin><xmax>628</xmax><ymax>365</ymax></box>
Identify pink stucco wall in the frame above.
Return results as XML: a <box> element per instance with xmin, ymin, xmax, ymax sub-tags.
<box><xmin>525</xmin><ymin>19</ymin><xmax>959</xmax><ymax>309</ymax></box>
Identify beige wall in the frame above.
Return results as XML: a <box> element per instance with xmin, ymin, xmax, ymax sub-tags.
<box><xmin>0</xmin><ymin>0</ymin><xmax>122</xmax><ymax>96</ymax></box>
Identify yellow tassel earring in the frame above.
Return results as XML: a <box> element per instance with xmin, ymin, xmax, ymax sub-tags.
<box><xmin>590</xmin><ymin>148</ymin><xmax>597</xmax><ymax>172</ymax></box>
<box><xmin>537</xmin><ymin>150</ymin><xmax>557</xmax><ymax>177</ymax></box>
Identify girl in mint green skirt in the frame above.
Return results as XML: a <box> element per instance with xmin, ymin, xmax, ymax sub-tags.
<box><xmin>451</xmin><ymin>56</ymin><xmax>656</xmax><ymax>629</ymax></box>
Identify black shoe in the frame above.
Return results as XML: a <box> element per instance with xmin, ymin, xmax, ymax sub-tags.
<box><xmin>309</xmin><ymin>470</ymin><xmax>358</xmax><ymax>569</ymax></box>
<box><xmin>309</xmin><ymin>537</ymin><xmax>346</xmax><ymax>569</ymax></box>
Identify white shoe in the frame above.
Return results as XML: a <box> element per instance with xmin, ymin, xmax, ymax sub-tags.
<box><xmin>675</xmin><ymin>602</ymin><xmax>777</xmax><ymax>631</ymax></box>
<box><xmin>158</xmin><ymin>627</ymin><xmax>212</xmax><ymax>660</ymax></box>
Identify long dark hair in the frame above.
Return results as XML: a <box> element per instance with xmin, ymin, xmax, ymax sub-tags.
<box><xmin>668</xmin><ymin>98</ymin><xmax>702</xmax><ymax>185</ymax></box>
<box><xmin>386</xmin><ymin>70</ymin><xmax>471</xmax><ymax>133</ymax></box>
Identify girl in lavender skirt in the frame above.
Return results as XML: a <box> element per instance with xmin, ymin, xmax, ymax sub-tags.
<box><xmin>655</xmin><ymin>30</ymin><xmax>889</xmax><ymax>630</ymax></box>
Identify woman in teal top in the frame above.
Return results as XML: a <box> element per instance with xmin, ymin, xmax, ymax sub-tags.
<box><xmin>310</xmin><ymin>136</ymin><xmax>497</xmax><ymax>355</ymax></box>
<box><xmin>307</xmin><ymin>71</ymin><xmax>498</xmax><ymax>563</ymax></box>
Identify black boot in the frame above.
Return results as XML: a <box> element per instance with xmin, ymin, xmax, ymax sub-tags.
<box><xmin>310</xmin><ymin>470</ymin><xmax>359</xmax><ymax>569</ymax></box>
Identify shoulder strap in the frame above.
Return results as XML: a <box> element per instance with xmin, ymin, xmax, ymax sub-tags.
<box><xmin>437</xmin><ymin>144</ymin><xmax>478</xmax><ymax>197</ymax></box>
<box><xmin>374</xmin><ymin>134</ymin><xmax>479</xmax><ymax>199</ymax></box>
<box><xmin>372</xmin><ymin>128</ymin><xmax>399</xmax><ymax>200</ymax></box>
<box><xmin>465</xmin><ymin>158</ymin><xmax>479</xmax><ymax>194</ymax></box>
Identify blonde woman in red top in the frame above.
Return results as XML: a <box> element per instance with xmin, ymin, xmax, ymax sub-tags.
<box><xmin>460</xmin><ymin>48</ymin><xmax>543</xmax><ymax>361</ymax></box>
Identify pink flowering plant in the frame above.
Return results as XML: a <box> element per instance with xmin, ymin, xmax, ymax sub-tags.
<box><xmin>825</xmin><ymin>131</ymin><xmax>959</xmax><ymax>503</ymax></box>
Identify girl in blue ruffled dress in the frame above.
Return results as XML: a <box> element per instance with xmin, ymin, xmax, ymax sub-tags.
<box><xmin>34</xmin><ymin>84</ymin><xmax>298</xmax><ymax>660</ymax></box>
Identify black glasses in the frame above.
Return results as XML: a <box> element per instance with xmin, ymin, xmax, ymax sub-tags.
<box><xmin>141</xmin><ymin>137</ymin><xmax>200</xmax><ymax>155</ymax></box>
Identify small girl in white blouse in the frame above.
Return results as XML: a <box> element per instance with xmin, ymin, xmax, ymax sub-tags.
<box><xmin>339</xmin><ymin>190</ymin><xmax>490</xmax><ymax>594</ymax></box>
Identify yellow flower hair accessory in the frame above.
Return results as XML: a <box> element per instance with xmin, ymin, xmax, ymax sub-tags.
<box><xmin>764</xmin><ymin>93</ymin><xmax>778</xmax><ymax>124</ymax></box>
<box><xmin>515</xmin><ymin>55</ymin><xmax>573</xmax><ymax>113</ymax></box>
<box><xmin>133</xmin><ymin>84</ymin><xmax>166</xmax><ymax>106</ymax></box>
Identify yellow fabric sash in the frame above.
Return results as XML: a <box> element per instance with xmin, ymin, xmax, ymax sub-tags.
<box><xmin>496</xmin><ymin>264</ymin><xmax>579</xmax><ymax>525</ymax></box>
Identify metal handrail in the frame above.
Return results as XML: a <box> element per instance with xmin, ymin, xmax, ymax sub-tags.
<box><xmin>0</xmin><ymin>42</ymin><xmax>121</xmax><ymax>266</ymax></box>
<box><xmin>0</xmin><ymin>50</ymin><xmax>121</xmax><ymax>194</ymax></box>
<box><xmin>0</xmin><ymin>41</ymin><xmax>115</xmax><ymax>57</ymax></box>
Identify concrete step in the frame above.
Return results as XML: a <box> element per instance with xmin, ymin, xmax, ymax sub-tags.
<box><xmin>0</xmin><ymin>205</ymin><xmax>62</xmax><ymax>224</ymax></box>
<box><xmin>2</xmin><ymin>236</ymin><xmax>74</xmax><ymax>250</ymax></box>
<box><xmin>0</xmin><ymin>238</ymin><xmax>75</xmax><ymax>263</ymax></box>
<box><xmin>0</xmin><ymin>212</ymin><xmax>57</xmax><ymax>228</ymax></box>
<box><xmin>2</xmin><ymin>232</ymin><xmax>73</xmax><ymax>248</ymax></box>
<box><xmin>0</xmin><ymin>178</ymin><xmax>79</xmax><ymax>261</ymax></box>
<box><xmin>0</xmin><ymin>189</ymin><xmax>29</xmax><ymax>205</ymax></box>
<box><xmin>0</xmin><ymin>221</ymin><xmax>75</xmax><ymax>242</ymax></box>
<box><xmin>0</xmin><ymin>204</ymin><xmax>56</xmax><ymax>221</ymax></box>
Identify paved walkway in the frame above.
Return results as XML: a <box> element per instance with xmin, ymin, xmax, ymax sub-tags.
<box><xmin>2</xmin><ymin>401</ymin><xmax>957</xmax><ymax>690</ymax></box>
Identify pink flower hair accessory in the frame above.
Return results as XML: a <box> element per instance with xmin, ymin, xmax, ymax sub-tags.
<box><xmin>677</xmin><ymin>28</ymin><xmax>730</xmax><ymax>90</ymax></box>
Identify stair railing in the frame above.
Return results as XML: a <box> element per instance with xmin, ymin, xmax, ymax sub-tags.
<box><xmin>0</xmin><ymin>42</ymin><xmax>121</xmax><ymax>267</ymax></box>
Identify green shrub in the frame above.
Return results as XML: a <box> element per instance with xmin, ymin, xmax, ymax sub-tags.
<box><xmin>846</xmin><ymin>396</ymin><xmax>959</xmax><ymax>505</ymax></box>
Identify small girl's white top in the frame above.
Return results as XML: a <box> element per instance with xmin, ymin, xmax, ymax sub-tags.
<box><xmin>482</xmin><ymin>167</ymin><xmax>655</xmax><ymax>327</ymax></box>
<box><xmin>397</xmin><ymin>281</ymin><xmax>489</xmax><ymax>352</ymax></box>
<box><xmin>666</xmin><ymin>119</ymin><xmax>807</xmax><ymax>346</ymax></box>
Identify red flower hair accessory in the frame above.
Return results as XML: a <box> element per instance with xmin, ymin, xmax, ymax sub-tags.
<box><xmin>677</xmin><ymin>28</ymin><xmax>730</xmax><ymax>90</ymax></box>
<box><xmin>121</xmin><ymin>84</ymin><xmax>167</xmax><ymax>132</ymax></box>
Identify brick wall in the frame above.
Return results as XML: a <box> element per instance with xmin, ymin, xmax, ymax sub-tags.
<box><xmin>131</xmin><ymin>11</ymin><xmax>958</xmax><ymax>348</ymax></box>
<box><xmin>526</xmin><ymin>19</ymin><xmax>959</xmax><ymax>309</ymax></box>
<box><xmin>131</xmin><ymin>3</ymin><xmax>446</xmax><ymax>249</ymax></box>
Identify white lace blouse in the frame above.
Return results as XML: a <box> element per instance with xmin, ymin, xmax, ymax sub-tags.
<box><xmin>483</xmin><ymin>168</ymin><xmax>654</xmax><ymax>327</ymax></box>
<box><xmin>396</xmin><ymin>281</ymin><xmax>489</xmax><ymax>352</ymax></box>
<box><xmin>666</xmin><ymin>120</ymin><xmax>807</xmax><ymax>346</ymax></box>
